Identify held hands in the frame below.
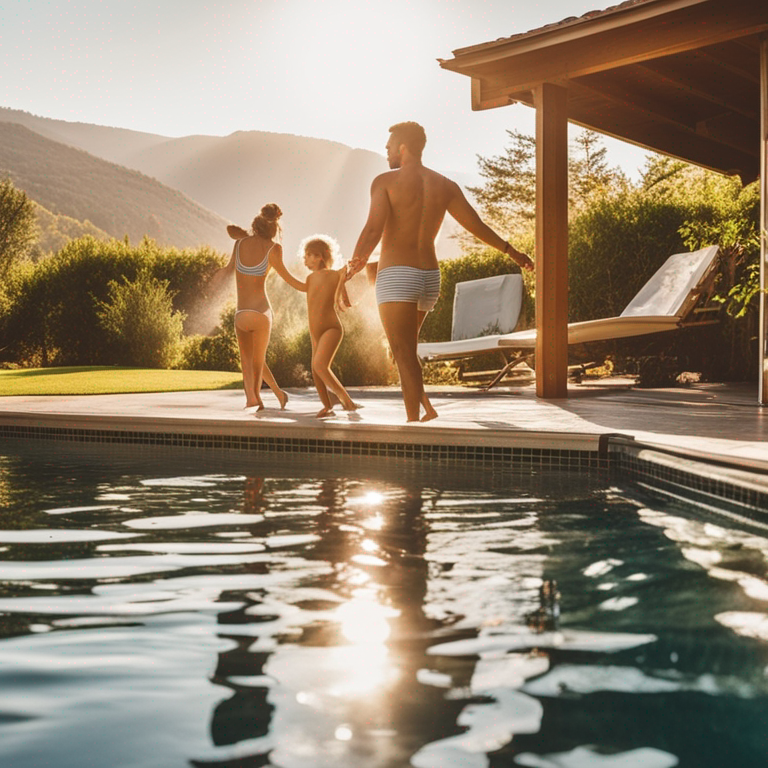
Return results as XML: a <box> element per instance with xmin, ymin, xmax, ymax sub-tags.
<box><xmin>335</xmin><ymin>265</ymin><xmax>352</xmax><ymax>312</ymax></box>
<box><xmin>345</xmin><ymin>256</ymin><xmax>367</xmax><ymax>281</ymax></box>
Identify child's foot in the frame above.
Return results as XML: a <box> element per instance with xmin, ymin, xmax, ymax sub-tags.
<box><xmin>316</xmin><ymin>406</ymin><xmax>335</xmax><ymax>418</ymax></box>
<box><xmin>277</xmin><ymin>390</ymin><xmax>289</xmax><ymax>410</ymax></box>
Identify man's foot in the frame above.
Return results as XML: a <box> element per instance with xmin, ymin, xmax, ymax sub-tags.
<box><xmin>316</xmin><ymin>406</ymin><xmax>335</xmax><ymax>418</ymax></box>
<box><xmin>277</xmin><ymin>390</ymin><xmax>289</xmax><ymax>410</ymax></box>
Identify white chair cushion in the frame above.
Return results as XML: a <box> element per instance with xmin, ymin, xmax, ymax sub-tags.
<box><xmin>451</xmin><ymin>274</ymin><xmax>524</xmax><ymax>340</ymax></box>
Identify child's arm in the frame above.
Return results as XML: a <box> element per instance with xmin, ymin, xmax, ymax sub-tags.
<box><xmin>227</xmin><ymin>224</ymin><xmax>250</xmax><ymax>240</ymax></box>
<box><xmin>268</xmin><ymin>243</ymin><xmax>307</xmax><ymax>292</ymax></box>
<box><xmin>335</xmin><ymin>266</ymin><xmax>351</xmax><ymax>311</ymax></box>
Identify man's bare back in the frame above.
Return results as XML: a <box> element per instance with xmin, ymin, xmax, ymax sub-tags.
<box><xmin>346</xmin><ymin>122</ymin><xmax>533</xmax><ymax>422</ymax></box>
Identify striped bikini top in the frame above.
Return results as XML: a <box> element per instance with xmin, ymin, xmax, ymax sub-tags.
<box><xmin>235</xmin><ymin>238</ymin><xmax>273</xmax><ymax>277</ymax></box>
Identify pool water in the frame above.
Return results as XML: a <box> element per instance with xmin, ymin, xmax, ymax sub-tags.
<box><xmin>0</xmin><ymin>442</ymin><xmax>767</xmax><ymax>768</ymax></box>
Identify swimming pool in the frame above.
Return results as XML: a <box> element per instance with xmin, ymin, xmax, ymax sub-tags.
<box><xmin>1</xmin><ymin>441</ymin><xmax>767</xmax><ymax>767</ymax></box>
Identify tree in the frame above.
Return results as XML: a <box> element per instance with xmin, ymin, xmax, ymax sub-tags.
<box><xmin>0</xmin><ymin>177</ymin><xmax>37</xmax><ymax>280</ymax></box>
<box><xmin>468</xmin><ymin>129</ymin><xmax>537</xmax><ymax>229</ymax></box>
<box><xmin>569</xmin><ymin>129</ymin><xmax>627</xmax><ymax>209</ymax></box>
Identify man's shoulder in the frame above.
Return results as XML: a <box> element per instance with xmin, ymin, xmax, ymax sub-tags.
<box><xmin>372</xmin><ymin>170</ymin><xmax>400</xmax><ymax>186</ymax></box>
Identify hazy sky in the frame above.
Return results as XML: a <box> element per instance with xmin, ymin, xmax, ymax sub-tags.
<box><xmin>2</xmin><ymin>0</ymin><xmax>651</xmax><ymax>180</ymax></box>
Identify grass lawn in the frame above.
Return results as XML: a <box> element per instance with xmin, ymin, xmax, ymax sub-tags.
<box><xmin>0</xmin><ymin>367</ymin><xmax>243</xmax><ymax>396</ymax></box>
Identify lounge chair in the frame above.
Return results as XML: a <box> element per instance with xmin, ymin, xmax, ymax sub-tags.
<box><xmin>418</xmin><ymin>245</ymin><xmax>720</xmax><ymax>390</ymax></box>
<box><xmin>417</xmin><ymin>272</ymin><xmax>524</xmax><ymax>362</ymax></box>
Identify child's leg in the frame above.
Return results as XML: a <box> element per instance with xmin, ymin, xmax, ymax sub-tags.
<box><xmin>312</xmin><ymin>328</ymin><xmax>359</xmax><ymax>411</ymax></box>
<box><xmin>310</xmin><ymin>336</ymin><xmax>334</xmax><ymax>416</ymax></box>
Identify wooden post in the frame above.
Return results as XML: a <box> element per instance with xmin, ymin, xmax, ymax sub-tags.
<box><xmin>534</xmin><ymin>83</ymin><xmax>569</xmax><ymax>399</ymax></box>
<box><xmin>760</xmin><ymin>36</ymin><xmax>768</xmax><ymax>405</ymax></box>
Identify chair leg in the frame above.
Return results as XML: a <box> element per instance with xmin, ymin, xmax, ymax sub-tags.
<box><xmin>481</xmin><ymin>353</ymin><xmax>533</xmax><ymax>391</ymax></box>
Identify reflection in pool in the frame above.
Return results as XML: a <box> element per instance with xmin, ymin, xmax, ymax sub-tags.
<box><xmin>0</xmin><ymin>443</ymin><xmax>767</xmax><ymax>767</ymax></box>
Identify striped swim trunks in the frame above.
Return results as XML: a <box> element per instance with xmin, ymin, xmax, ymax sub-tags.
<box><xmin>375</xmin><ymin>266</ymin><xmax>441</xmax><ymax>312</ymax></box>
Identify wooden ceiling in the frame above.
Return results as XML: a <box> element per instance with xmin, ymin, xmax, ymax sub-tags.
<box><xmin>439</xmin><ymin>0</ymin><xmax>768</xmax><ymax>183</ymax></box>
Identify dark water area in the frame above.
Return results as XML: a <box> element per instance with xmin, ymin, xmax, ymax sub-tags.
<box><xmin>0</xmin><ymin>440</ymin><xmax>767</xmax><ymax>768</ymax></box>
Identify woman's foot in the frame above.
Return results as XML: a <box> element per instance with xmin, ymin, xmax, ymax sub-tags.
<box><xmin>277</xmin><ymin>390</ymin><xmax>289</xmax><ymax>410</ymax></box>
<box><xmin>316</xmin><ymin>406</ymin><xmax>335</xmax><ymax>418</ymax></box>
<box><xmin>420</xmin><ymin>402</ymin><xmax>438</xmax><ymax>422</ymax></box>
<box><xmin>342</xmin><ymin>400</ymin><xmax>362</xmax><ymax>411</ymax></box>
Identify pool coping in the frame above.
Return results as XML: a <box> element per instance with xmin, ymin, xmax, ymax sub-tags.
<box><xmin>2</xmin><ymin>385</ymin><xmax>767</xmax><ymax>519</ymax></box>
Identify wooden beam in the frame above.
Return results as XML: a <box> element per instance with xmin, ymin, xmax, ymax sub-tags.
<box><xmin>534</xmin><ymin>83</ymin><xmax>569</xmax><ymax>399</ymax></box>
<box><xmin>759</xmin><ymin>35</ymin><xmax>768</xmax><ymax>405</ymax></box>
<box><xmin>636</xmin><ymin>57</ymin><xmax>758</xmax><ymax>121</ymax></box>
<box><xmin>442</xmin><ymin>0</ymin><xmax>768</xmax><ymax>95</ymax></box>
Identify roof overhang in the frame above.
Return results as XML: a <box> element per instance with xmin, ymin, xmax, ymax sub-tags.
<box><xmin>439</xmin><ymin>0</ymin><xmax>768</xmax><ymax>182</ymax></box>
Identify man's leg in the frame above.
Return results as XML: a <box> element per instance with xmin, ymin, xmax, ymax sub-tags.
<box><xmin>416</xmin><ymin>309</ymin><xmax>437</xmax><ymax>422</ymax></box>
<box><xmin>379</xmin><ymin>302</ymin><xmax>424</xmax><ymax>422</ymax></box>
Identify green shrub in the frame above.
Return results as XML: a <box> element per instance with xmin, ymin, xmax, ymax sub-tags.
<box><xmin>2</xmin><ymin>235</ymin><xmax>225</xmax><ymax>367</ymax></box>
<box><xmin>178</xmin><ymin>304</ymin><xmax>240</xmax><ymax>372</ymax></box>
<box><xmin>96</xmin><ymin>270</ymin><xmax>186</xmax><ymax>368</ymax></box>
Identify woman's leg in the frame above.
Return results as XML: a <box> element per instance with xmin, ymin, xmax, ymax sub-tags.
<box><xmin>312</xmin><ymin>327</ymin><xmax>359</xmax><ymax>412</ymax></box>
<box><xmin>235</xmin><ymin>326</ymin><xmax>258</xmax><ymax>407</ymax></box>
<box><xmin>235</xmin><ymin>312</ymin><xmax>272</xmax><ymax>410</ymax></box>
<box><xmin>260</xmin><ymin>363</ymin><xmax>288</xmax><ymax>409</ymax></box>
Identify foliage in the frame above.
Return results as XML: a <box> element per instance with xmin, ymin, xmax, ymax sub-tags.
<box><xmin>0</xmin><ymin>177</ymin><xmax>37</xmax><ymax>281</ymax></box>
<box><xmin>468</xmin><ymin>129</ymin><xmax>536</xmax><ymax>229</ymax></box>
<box><xmin>179</xmin><ymin>304</ymin><xmax>240</xmax><ymax>372</ymax></box>
<box><xmin>568</xmin><ymin>130</ymin><xmax>629</xmax><ymax>211</ymax></box>
<box><xmin>96</xmin><ymin>270</ymin><xmax>186</xmax><ymax>368</ymax></box>
<box><xmin>1</xmin><ymin>236</ymin><xmax>225</xmax><ymax>367</ymax></box>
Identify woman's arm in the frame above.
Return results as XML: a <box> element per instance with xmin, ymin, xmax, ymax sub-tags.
<box><xmin>268</xmin><ymin>243</ymin><xmax>307</xmax><ymax>292</ymax></box>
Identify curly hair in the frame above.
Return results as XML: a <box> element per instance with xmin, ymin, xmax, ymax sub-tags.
<box><xmin>251</xmin><ymin>203</ymin><xmax>283</xmax><ymax>240</ymax></box>
<box><xmin>389</xmin><ymin>122</ymin><xmax>427</xmax><ymax>156</ymax></box>
<box><xmin>299</xmin><ymin>233</ymin><xmax>340</xmax><ymax>268</ymax></box>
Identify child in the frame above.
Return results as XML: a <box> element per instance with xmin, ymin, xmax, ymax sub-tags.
<box><xmin>296</xmin><ymin>234</ymin><xmax>360</xmax><ymax>418</ymax></box>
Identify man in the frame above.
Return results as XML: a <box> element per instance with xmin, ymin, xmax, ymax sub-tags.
<box><xmin>346</xmin><ymin>122</ymin><xmax>534</xmax><ymax>422</ymax></box>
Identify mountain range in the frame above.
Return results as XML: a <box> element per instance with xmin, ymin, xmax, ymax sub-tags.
<box><xmin>0</xmin><ymin>107</ymin><xmax>464</xmax><ymax>261</ymax></box>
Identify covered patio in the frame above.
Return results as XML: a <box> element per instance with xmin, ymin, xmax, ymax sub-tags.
<box><xmin>438</xmin><ymin>0</ymin><xmax>768</xmax><ymax>401</ymax></box>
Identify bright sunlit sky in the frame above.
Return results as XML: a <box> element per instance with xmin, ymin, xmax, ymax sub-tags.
<box><xmin>1</xmin><ymin>0</ymin><xmax>651</xmax><ymax>181</ymax></box>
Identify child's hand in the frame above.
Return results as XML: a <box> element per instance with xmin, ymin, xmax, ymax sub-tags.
<box><xmin>335</xmin><ymin>266</ymin><xmax>352</xmax><ymax>312</ymax></box>
<box><xmin>227</xmin><ymin>224</ymin><xmax>249</xmax><ymax>240</ymax></box>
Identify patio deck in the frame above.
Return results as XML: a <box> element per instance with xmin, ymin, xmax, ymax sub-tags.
<box><xmin>0</xmin><ymin>378</ymin><xmax>765</xmax><ymax>467</ymax></box>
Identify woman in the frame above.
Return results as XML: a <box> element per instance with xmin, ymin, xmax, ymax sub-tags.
<box><xmin>214</xmin><ymin>203</ymin><xmax>301</xmax><ymax>411</ymax></box>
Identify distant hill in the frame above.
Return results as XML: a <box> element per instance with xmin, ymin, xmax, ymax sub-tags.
<box><xmin>0</xmin><ymin>108</ymin><xmax>466</xmax><ymax>262</ymax></box>
<box><xmin>0</xmin><ymin>121</ymin><xmax>231</xmax><ymax>251</ymax></box>
<box><xmin>32</xmin><ymin>202</ymin><xmax>112</xmax><ymax>257</ymax></box>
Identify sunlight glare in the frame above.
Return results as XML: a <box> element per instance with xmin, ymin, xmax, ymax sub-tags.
<box><xmin>337</xmin><ymin>597</ymin><xmax>393</xmax><ymax>644</ymax></box>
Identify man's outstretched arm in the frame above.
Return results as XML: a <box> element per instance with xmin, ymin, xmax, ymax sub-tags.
<box><xmin>446</xmin><ymin>181</ymin><xmax>533</xmax><ymax>271</ymax></box>
<box><xmin>346</xmin><ymin>177</ymin><xmax>390</xmax><ymax>279</ymax></box>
